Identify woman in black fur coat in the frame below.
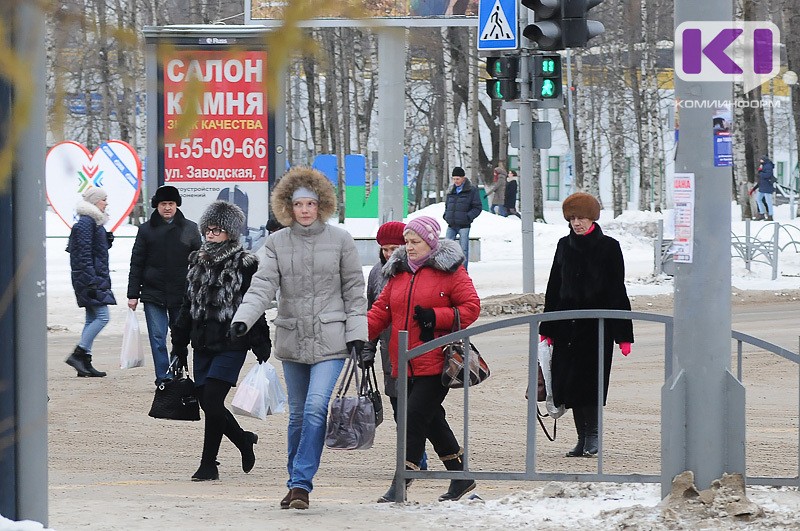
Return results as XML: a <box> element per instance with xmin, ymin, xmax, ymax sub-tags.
<box><xmin>539</xmin><ymin>192</ymin><xmax>634</xmax><ymax>458</ymax></box>
<box><xmin>171</xmin><ymin>200</ymin><xmax>271</xmax><ymax>481</ymax></box>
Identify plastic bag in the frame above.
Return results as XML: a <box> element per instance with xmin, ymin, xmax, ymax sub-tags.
<box><xmin>120</xmin><ymin>308</ymin><xmax>145</xmax><ymax>369</ymax></box>
<box><xmin>538</xmin><ymin>340</ymin><xmax>565</xmax><ymax>419</ymax></box>
<box><xmin>232</xmin><ymin>361</ymin><xmax>286</xmax><ymax>420</ymax></box>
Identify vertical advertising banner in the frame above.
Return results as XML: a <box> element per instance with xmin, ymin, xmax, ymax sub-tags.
<box><xmin>161</xmin><ymin>48</ymin><xmax>272</xmax><ymax>250</ymax></box>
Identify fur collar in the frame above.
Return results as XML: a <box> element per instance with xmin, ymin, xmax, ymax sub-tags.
<box><xmin>75</xmin><ymin>200</ymin><xmax>109</xmax><ymax>226</ymax></box>
<box><xmin>271</xmin><ymin>166</ymin><xmax>337</xmax><ymax>227</ymax></box>
<box><xmin>382</xmin><ymin>239</ymin><xmax>465</xmax><ymax>277</ymax></box>
<box><xmin>447</xmin><ymin>178</ymin><xmax>475</xmax><ymax>194</ymax></box>
<box><xmin>186</xmin><ymin>243</ymin><xmax>256</xmax><ymax>322</ymax></box>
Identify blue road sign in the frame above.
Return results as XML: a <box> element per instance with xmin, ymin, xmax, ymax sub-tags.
<box><xmin>478</xmin><ymin>0</ymin><xmax>518</xmax><ymax>51</ymax></box>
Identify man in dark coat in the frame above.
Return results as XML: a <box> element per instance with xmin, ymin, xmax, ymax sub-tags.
<box><xmin>127</xmin><ymin>185</ymin><xmax>201</xmax><ymax>385</ymax></box>
<box><xmin>539</xmin><ymin>192</ymin><xmax>634</xmax><ymax>458</ymax></box>
<box><xmin>505</xmin><ymin>170</ymin><xmax>520</xmax><ymax>218</ymax></box>
<box><xmin>443</xmin><ymin>166</ymin><xmax>482</xmax><ymax>270</ymax></box>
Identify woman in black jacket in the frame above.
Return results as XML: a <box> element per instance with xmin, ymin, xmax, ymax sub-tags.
<box><xmin>65</xmin><ymin>187</ymin><xmax>116</xmax><ymax>377</ymax></box>
<box><xmin>171</xmin><ymin>201</ymin><xmax>271</xmax><ymax>481</ymax></box>
<box><xmin>539</xmin><ymin>193</ymin><xmax>634</xmax><ymax>458</ymax></box>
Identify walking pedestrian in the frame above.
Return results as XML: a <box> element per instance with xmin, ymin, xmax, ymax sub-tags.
<box><xmin>505</xmin><ymin>170</ymin><xmax>520</xmax><ymax>218</ymax></box>
<box><xmin>230</xmin><ymin>167</ymin><xmax>368</xmax><ymax>510</ymax></box>
<box><xmin>539</xmin><ymin>192</ymin><xmax>634</xmax><ymax>458</ymax></box>
<box><xmin>443</xmin><ymin>166</ymin><xmax>482</xmax><ymax>269</ymax></box>
<box><xmin>170</xmin><ymin>200</ymin><xmax>272</xmax><ymax>481</ymax></box>
<box><xmin>487</xmin><ymin>166</ymin><xmax>508</xmax><ymax>216</ymax></box>
<box><xmin>360</xmin><ymin>221</ymin><xmax>430</xmax><ymax>473</ymax></box>
<box><xmin>127</xmin><ymin>185</ymin><xmax>201</xmax><ymax>385</ymax></box>
<box><xmin>65</xmin><ymin>187</ymin><xmax>116</xmax><ymax>377</ymax></box>
<box><xmin>750</xmin><ymin>154</ymin><xmax>777</xmax><ymax>221</ymax></box>
<box><xmin>367</xmin><ymin>215</ymin><xmax>481</xmax><ymax>503</ymax></box>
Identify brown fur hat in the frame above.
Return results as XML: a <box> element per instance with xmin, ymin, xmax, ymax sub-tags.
<box><xmin>562</xmin><ymin>192</ymin><xmax>601</xmax><ymax>221</ymax></box>
<box><xmin>271</xmin><ymin>166</ymin><xmax>337</xmax><ymax>227</ymax></box>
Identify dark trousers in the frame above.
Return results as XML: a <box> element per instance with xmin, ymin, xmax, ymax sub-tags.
<box><xmin>403</xmin><ymin>376</ymin><xmax>460</xmax><ymax>465</ymax></box>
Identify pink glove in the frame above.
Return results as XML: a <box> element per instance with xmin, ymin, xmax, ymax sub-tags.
<box><xmin>540</xmin><ymin>335</ymin><xmax>553</xmax><ymax>346</ymax></box>
<box><xmin>619</xmin><ymin>342</ymin><xmax>631</xmax><ymax>356</ymax></box>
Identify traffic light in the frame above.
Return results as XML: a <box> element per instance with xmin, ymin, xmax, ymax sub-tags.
<box><xmin>485</xmin><ymin>57</ymin><xmax>519</xmax><ymax>101</ymax></box>
<box><xmin>522</xmin><ymin>0</ymin><xmax>606</xmax><ymax>51</ymax></box>
<box><xmin>531</xmin><ymin>54</ymin><xmax>562</xmax><ymax>100</ymax></box>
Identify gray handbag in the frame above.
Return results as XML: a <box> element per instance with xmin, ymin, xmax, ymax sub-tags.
<box><xmin>324</xmin><ymin>349</ymin><xmax>376</xmax><ymax>450</ymax></box>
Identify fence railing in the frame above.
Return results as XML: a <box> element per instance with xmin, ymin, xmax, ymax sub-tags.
<box><xmin>655</xmin><ymin>220</ymin><xmax>800</xmax><ymax>280</ymax></box>
<box><xmin>393</xmin><ymin>309</ymin><xmax>800</xmax><ymax>501</ymax></box>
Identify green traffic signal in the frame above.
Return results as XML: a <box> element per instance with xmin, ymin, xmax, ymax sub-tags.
<box><xmin>541</xmin><ymin>57</ymin><xmax>556</xmax><ymax>75</ymax></box>
<box><xmin>540</xmin><ymin>79</ymin><xmax>556</xmax><ymax>98</ymax></box>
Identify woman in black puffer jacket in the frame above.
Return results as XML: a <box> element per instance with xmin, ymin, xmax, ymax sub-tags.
<box><xmin>171</xmin><ymin>200</ymin><xmax>271</xmax><ymax>482</ymax></box>
<box><xmin>65</xmin><ymin>187</ymin><xmax>116</xmax><ymax>378</ymax></box>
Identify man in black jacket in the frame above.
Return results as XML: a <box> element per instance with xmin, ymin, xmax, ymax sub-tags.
<box><xmin>443</xmin><ymin>166</ymin><xmax>482</xmax><ymax>270</ymax></box>
<box><xmin>127</xmin><ymin>185</ymin><xmax>201</xmax><ymax>385</ymax></box>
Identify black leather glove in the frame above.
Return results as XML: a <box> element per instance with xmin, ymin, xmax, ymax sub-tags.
<box><xmin>253</xmin><ymin>335</ymin><xmax>272</xmax><ymax>364</ymax></box>
<box><xmin>357</xmin><ymin>342</ymin><xmax>376</xmax><ymax>369</ymax></box>
<box><xmin>170</xmin><ymin>345</ymin><xmax>188</xmax><ymax>369</ymax></box>
<box><xmin>106</xmin><ymin>231</ymin><xmax>115</xmax><ymax>248</ymax></box>
<box><xmin>86</xmin><ymin>287</ymin><xmax>97</xmax><ymax>300</ymax></box>
<box><xmin>231</xmin><ymin>321</ymin><xmax>248</xmax><ymax>338</ymax></box>
<box><xmin>413</xmin><ymin>305</ymin><xmax>436</xmax><ymax>342</ymax></box>
<box><xmin>347</xmin><ymin>340</ymin><xmax>365</xmax><ymax>358</ymax></box>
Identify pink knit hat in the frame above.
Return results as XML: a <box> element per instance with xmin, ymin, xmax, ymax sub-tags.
<box><xmin>404</xmin><ymin>216</ymin><xmax>441</xmax><ymax>250</ymax></box>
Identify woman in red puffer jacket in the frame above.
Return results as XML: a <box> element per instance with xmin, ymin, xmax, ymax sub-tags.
<box><xmin>368</xmin><ymin>215</ymin><xmax>480</xmax><ymax>504</ymax></box>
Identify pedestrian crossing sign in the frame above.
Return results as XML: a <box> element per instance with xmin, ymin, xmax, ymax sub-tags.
<box><xmin>478</xmin><ymin>0</ymin><xmax>518</xmax><ymax>51</ymax></box>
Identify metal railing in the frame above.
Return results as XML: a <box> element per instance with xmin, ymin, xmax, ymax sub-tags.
<box><xmin>393</xmin><ymin>309</ymin><xmax>800</xmax><ymax>500</ymax></box>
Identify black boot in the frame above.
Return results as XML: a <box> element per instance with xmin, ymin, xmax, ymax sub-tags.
<box><xmin>438</xmin><ymin>449</ymin><xmax>476</xmax><ymax>502</ymax></box>
<box><xmin>582</xmin><ymin>405</ymin><xmax>599</xmax><ymax>457</ymax></box>
<box><xmin>566</xmin><ymin>407</ymin><xmax>586</xmax><ymax>457</ymax></box>
<box><xmin>191</xmin><ymin>460</ymin><xmax>219</xmax><ymax>481</ymax></box>
<box><xmin>377</xmin><ymin>462</ymin><xmax>417</xmax><ymax>503</ymax></box>
<box><xmin>65</xmin><ymin>346</ymin><xmax>91</xmax><ymax>377</ymax></box>
<box><xmin>82</xmin><ymin>353</ymin><xmax>107</xmax><ymax>377</ymax></box>
<box><xmin>224</xmin><ymin>410</ymin><xmax>257</xmax><ymax>473</ymax></box>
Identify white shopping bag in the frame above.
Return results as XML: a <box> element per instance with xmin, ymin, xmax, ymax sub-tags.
<box><xmin>120</xmin><ymin>308</ymin><xmax>145</xmax><ymax>369</ymax></box>
<box><xmin>232</xmin><ymin>361</ymin><xmax>286</xmax><ymax>420</ymax></box>
<box><xmin>538</xmin><ymin>340</ymin><xmax>565</xmax><ymax>419</ymax></box>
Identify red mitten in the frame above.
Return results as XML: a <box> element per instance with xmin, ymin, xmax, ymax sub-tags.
<box><xmin>540</xmin><ymin>335</ymin><xmax>553</xmax><ymax>346</ymax></box>
<box><xmin>619</xmin><ymin>342</ymin><xmax>632</xmax><ymax>356</ymax></box>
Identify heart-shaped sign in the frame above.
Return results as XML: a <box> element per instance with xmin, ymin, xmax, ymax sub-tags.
<box><xmin>46</xmin><ymin>140</ymin><xmax>142</xmax><ymax>232</ymax></box>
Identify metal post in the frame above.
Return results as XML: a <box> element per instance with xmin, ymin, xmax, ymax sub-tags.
<box><xmin>377</xmin><ymin>28</ymin><xmax>407</xmax><ymax>223</ymax></box>
<box><xmin>565</xmin><ymin>48</ymin><xmax>576</xmax><ymax>195</ymax></box>
<box><xmin>519</xmin><ymin>8</ymin><xmax>535</xmax><ymax>293</ymax></box>
<box><xmin>6</xmin><ymin>2</ymin><xmax>48</xmax><ymax>523</ymax></box>
<box><xmin>668</xmin><ymin>0</ymin><xmax>744</xmax><ymax>492</ymax></box>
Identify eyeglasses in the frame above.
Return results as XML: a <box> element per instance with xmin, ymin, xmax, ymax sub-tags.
<box><xmin>205</xmin><ymin>227</ymin><xmax>226</xmax><ymax>236</ymax></box>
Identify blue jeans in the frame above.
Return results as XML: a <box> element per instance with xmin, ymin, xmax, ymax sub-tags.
<box><xmin>79</xmin><ymin>305</ymin><xmax>110</xmax><ymax>353</ymax></box>
<box><xmin>282</xmin><ymin>358</ymin><xmax>345</xmax><ymax>492</ymax></box>
<box><xmin>491</xmin><ymin>205</ymin><xmax>508</xmax><ymax>217</ymax></box>
<box><xmin>143</xmin><ymin>302</ymin><xmax>181</xmax><ymax>384</ymax></box>
<box><xmin>445</xmin><ymin>226</ymin><xmax>471</xmax><ymax>269</ymax></box>
<box><xmin>756</xmin><ymin>191</ymin><xmax>774</xmax><ymax>216</ymax></box>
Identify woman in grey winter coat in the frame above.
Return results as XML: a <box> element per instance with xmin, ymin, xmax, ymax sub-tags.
<box><xmin>65</xmin><ymin>187</ymin><xmax>116</xmax><ymax>377</ymax></box>
<box><xmin>231</xmin><ymin>166</ymin><xmax>367</xmax><ymax>510</ymax></box>
<box><xmin>170</xmin><ymin>201</ymin><xmax>271</xmax><ymax>482</ymax></box>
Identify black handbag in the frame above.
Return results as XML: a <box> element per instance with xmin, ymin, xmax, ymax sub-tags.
<box><xmin>325</xmin><ymin>349</ymin><xmax>376</xmax><ymax>450</ymax></box>
<box><xmin>362</xmin><ymin>364</ymin><xmax>384</xmax><ymax>427</ymax></box>
<box><xmin>148</xmin><ymin>360</ymin><xmax>200</xmax><ymax>421</ymax></box>
<box><xmin>441</xmin><ymin>308</ymin><xmax>490</xmax><ymax>389</ymax></box>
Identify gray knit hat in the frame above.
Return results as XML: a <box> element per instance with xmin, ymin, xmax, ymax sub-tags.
<box><xmin>199</xmin><ymin>200</ymin><xmax>245</xmax><ymax>240</ymax></box>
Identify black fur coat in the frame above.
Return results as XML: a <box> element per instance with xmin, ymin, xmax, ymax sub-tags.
<box><xmin>539</xmin><ymin>224</ymin><xmax>634</xmax><ymax>408</ymax></box>
<box><xmin>172</xmin><ymin>241</ymin><xmax>270</xmax><ymax>355</ymax></box>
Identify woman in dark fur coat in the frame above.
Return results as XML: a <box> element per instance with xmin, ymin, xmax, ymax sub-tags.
<box><xmin>539</xmin><ymin>192</ymin><xmax>634</xmax><ymax>458</ymax></box>
<box><xmin>65</xmin><ymin>187</ymin><xmax>116</xmax><ymax>377</ymax></box>
<box><xmin>171</xmin><ymin>200</ymin><xmax>271</xmax><ymax>481</ymax></box>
